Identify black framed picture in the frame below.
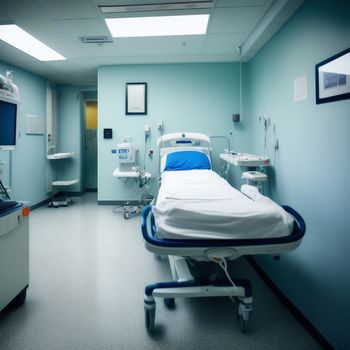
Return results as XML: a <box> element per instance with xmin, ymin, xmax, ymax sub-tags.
<box><xmin>315</xmin><ymin>48</ymin><xmax>350</xmax><ymax>104</ymax></box>
<box><xmin>126</xmin><ymin>82</ymin><xmax>147</xmax><ymax>115</ymax></box>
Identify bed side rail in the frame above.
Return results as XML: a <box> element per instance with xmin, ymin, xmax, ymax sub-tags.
<box><xmin>141</xmin><ymin>205</ymin><xmax>306</xmax><ymax>248</ymax></box>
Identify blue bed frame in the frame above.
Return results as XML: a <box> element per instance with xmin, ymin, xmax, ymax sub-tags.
<box><xmin>141</xmin><ymin>204</ymin><xmax>306</xmax><ymax>333</ymax></box>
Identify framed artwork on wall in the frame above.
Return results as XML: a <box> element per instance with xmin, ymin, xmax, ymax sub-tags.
<box><xmin>315</xmin><ymin>48</ymin><xmax>350</xmax><ymax>104</ymax></box>
<box><xmin>126</xmin><ymin>82</ymin><xmax>147</xmax><ymax>115</ymax></box>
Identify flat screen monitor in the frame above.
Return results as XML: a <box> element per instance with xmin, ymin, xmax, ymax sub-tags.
<box><xmin>0</xmin><ymin>96</ymin><xmax>18</xmax><ymax>151</ymax></box>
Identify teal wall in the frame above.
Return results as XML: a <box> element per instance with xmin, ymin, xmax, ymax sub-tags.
<box><xmin>0</xmin><ymin>61</ymin><xmax>49</xmax><ymax>206</ymax></box>
<box><xmin>243</xmin><ymin>1</ymin><xmax>350</xmax><ymax>348</ymax></box>
<box><xmin>56</xmin><ymin>85</ymin><xmax>83</xmax><ymax>193</ymax></box>
<box><xmin>97</xmin><ymin>63</ymin><xmax>241</xmax><ymax>201</ymax></box>
<box><xmin>0</xmin><ymin>61</ymin><xmax>84</xmax><ymax>205</ymax></box>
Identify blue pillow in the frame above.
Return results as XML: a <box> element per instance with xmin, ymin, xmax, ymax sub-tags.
<box><xmin>164</xmin><ymin>151</ymin><xmax>211</xmax><ymax>171</ymax></box>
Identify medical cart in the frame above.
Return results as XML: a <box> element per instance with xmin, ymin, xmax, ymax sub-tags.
<box><xmin>0</xmin><ymin>201</ymin><xmax>29</xmax><ymax>311</ymax></box>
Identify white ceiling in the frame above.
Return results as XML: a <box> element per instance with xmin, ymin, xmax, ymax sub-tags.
<box><xmin>0</xmin><ymin>0</ymin><xmax>304</xmax><ymax>86</ymax></box>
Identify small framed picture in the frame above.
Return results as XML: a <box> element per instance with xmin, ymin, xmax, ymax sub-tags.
<box><xmin>315</xmin><ymin>48</ymin><xmax>350</xmax><ymax>104</ymax></box>
<box><xmin>126</xmin><ymin>82</ymin><xmax>147</xmax><ymax>115</ymax></box>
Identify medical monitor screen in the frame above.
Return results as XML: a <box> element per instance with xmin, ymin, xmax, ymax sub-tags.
<box><xmin>0</xmin><ymin>99</ymin><xmax>17</xmax><ymax>150</ymax></box>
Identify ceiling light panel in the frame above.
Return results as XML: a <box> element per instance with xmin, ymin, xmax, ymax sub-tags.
<box><xmin>106</xmin><ymin>14</ymin><xmax>209</xmax><ymax>37</ymax></box>
<box><xmin>100</xmin><ymin>1</ymin><xmax>213</xmax><ymax>13</ymax></box>
<box><xmin>0</xmin><ymin>24</ymin><xmax>65</xmax><ymax>61</ymax></box>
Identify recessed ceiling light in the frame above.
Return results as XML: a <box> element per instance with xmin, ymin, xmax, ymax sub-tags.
<box><xmin>105</xmin><ymin>14</ymin><xmax>209</xmax><ymax>37</ymax></box>
<box><xmin>0</xmin><ymin>24</ymin><xmax>65</xmax><ymax>61</ymax></box>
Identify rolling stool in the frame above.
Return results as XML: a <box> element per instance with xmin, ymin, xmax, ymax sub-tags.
<box><xmin>242</xmin><ymin>171</ymin><xmax>267</xmax><ymax>194</ymax></box>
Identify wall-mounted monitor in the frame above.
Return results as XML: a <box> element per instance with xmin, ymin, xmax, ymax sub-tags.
<box><xmin>0</xmin><ymin>95</ymin><xmax>18</xmax><ymax>151</ymax></box>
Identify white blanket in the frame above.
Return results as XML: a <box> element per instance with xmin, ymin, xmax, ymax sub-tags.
<box><xmin>153</xmin><ymin>170</ymin><xmax>293</xmax><ymax>240</ymax></box>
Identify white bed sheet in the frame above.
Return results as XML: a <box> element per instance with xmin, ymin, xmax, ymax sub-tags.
<box><xmin>153</xmin><ymin>170</ymin><xmax>293</xmax><ymax>240</ymax></box>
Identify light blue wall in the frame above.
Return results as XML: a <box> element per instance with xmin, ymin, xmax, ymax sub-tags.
<box><xmin>97</xmin><ymin>63</ymin><xmax>240</xmax><ymax>201</ymax></box>
<box><xmin>0</xmin><ymin>60</ymin><xmax>49</xmax><ymax>206</ymax></box>
<box><xmin>56</xmin><ymin>85</ymin><xmax>83</xmax><ymax>193</ymax></box>
<box><xmin>243</xmin><ymin>1</ymin><xmax>350</xmax><ymax>348</ymax></box>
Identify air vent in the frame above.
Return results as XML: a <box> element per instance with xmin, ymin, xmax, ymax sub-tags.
<box><xmin>80</xmin><ymin>36</ymin><xmax>113</xmax><ymax>44</ymax></box>
<box><xmin>100</xmin><ymin>1</ymin><xmax>213</xmax><ymax>13</ymax></box>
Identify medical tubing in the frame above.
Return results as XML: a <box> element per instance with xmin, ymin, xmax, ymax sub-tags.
<box><xmin>144</xmin><ymin>134</ymin><xmax>148</xmax><ymax>170</ymax></box>
<box><xmin>211</xmin><ymin>257</ymin><xmax>239</xmax><ymax>294</ymax></box>
<box><xmin>209</xmin><ymin>135</ymin><xmax>231</xmax><ymax>154</ymax></box>
<box><xmin>224</xmin><ymin>161</ymin><xmax>231</xmax><ymax>175</ymax></box>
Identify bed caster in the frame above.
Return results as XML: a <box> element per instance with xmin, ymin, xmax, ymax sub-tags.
<box><xmin>164</xmin><ymin>298</ymin><xmax>175</xmax><ymax>308</ymax></box>
<box><xmin>124</xmin><ymin>211</ymin><xmax>130</xmax><ymax>219</ymax></box>
<box><xmin>48</xmin><ymin>202</ymin><xmax>58</xmax><ymax>208</ymax></box>
<box><xmin>237</xmin><ymin>314</ymin><xmax>248</xmax><ymax>333</ymax></box>
<box><xmin>237</xmin><ymin>301</ymin><xmax>252</xmax><ymax>333</ymax></box>
<box><xmin>15</xmin><ymin>288</ymin><xmax>27</xmax><ymax>305</ymax></box>
<box><xmin>144</xmin><ymin>304</ymin><xmax>156</xmax><ymax>332</ymax></box>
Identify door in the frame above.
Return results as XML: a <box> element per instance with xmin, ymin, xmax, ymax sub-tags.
<box><xmin>84</xmin><ymin>101</ymin><xmax>97</xmax><ymax>190</ymax></box>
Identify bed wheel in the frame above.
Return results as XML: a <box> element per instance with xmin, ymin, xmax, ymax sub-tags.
<box><xmin>14</xmin><ymin>288</ymin><xmax>27</xmax><ymax>306</ymax></box>
<box><xmin>164</xmin><ymin>298</ymin><xmax>175</xmax><ymax>308</ymax></box>
<box><xmin>124</xmin><ymin>211</ymin><xmax>130</xmax><ymax>219</ymax></box>
<box><xmin>237</xmin><ymin>314</ymin><xmax>248</xmax><ymax>333</ymax></box>
<box><xmin>145</xmin><ymin>305</ymin><xmax>156</xmax><ymax>332</ymax></box>
<box><xmin>237</xmin><ymin>301</ymin><xmax>251</xmax><ymax>334</ymax></box>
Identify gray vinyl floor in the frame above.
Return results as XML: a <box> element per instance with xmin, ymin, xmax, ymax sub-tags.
<box><xmin>0</xmin><ymin>193</ymin><xmax>321</xmax><ymax>350</ymax></box>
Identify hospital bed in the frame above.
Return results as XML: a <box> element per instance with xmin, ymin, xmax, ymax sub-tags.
<box><xmin>141</xmin><ymin>133</ymin><xmax>305</xmax><ymax>333</ymax></box>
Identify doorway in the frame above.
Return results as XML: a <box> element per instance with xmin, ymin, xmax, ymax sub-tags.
<box><xmin>84</xmin><ymin>101</ymin><xmax>97</xmax><ymax>191</ymax></box>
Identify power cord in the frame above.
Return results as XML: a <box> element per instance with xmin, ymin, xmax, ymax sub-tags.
<box><xmin>209</xmin><ymin>256</ymin><xmax>239</xmax><ymax>304</ymax></box>
<box><xmin>144</xmin><ymin>134</ymin><xmax>148</xmax><ymax>170</ymax></box>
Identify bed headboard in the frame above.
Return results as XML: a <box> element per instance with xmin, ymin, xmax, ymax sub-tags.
<box><xmin>158</xmin><ymin>132</ymin><xmax>210</xmax><ymax>155</ymax></box>
<box><xmin>157</xmin><ymin>132</ymin><xmax>211</xmax><ymax>172</ymax></box>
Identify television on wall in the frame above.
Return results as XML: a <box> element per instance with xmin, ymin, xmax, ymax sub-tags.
<box><xmin>0</xmin><ymin>95</ymin><xmax>18</xmax><ymax>151</ymax></box>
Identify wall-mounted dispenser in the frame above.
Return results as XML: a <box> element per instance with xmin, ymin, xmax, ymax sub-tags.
<box><xmin>232</xmin><ymin>114</ymin><xmax>240</xmax><ymax>123</ymax></box>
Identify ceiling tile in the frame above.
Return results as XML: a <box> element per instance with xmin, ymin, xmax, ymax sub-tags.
<box><xmin>204</xmin><ymin>33</ymin><xmax>245</xmax><ymax>54</ymax></box>
<box><xmin>0</xmin><ymin>1</ymin><xmax>86</xmax><ymax>59</ymax></box>
<box><xmin>57</xmin><ymin>19</ymin><xmax>111</xmax><ymax>38</ymax></box>
<box><xmin>209</xmin><ymin>6</ymin><xmax>265</xmax><ymax>33</ymax></box>
<box><xmin>77</xmin><ymin>42</ymin><xmax>119</xmax><ymax>57</ymax></box>
<box><xmin>36</xmin><ymin>0</ymin><xmax>99</xmax><ymax>20</ymax></box>
<box><xmin>0</xmin><ymin>0</ymin><xmax>302</xmax><ymax>85</ymax></box>
<box><xmin>114</xmin><ymin>36</ymin><xmax>206</xmax><ymax>56</ymax></box>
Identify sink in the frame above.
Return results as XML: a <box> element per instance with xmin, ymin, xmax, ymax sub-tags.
<box><xmin>47</xmin><ymin>152</ymin><xmax>74</xmax><ymax>160</ymax></box>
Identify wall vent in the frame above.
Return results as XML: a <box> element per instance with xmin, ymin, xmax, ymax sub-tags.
<box><xmin>100</xmin><ymin>1</ymin><xmax>213</xmax><ymax>13</ymax></box>
<box><xmin>80</xmin><ymin>36</ymin><xmax>113</xmax><ymax>44</ymax></box>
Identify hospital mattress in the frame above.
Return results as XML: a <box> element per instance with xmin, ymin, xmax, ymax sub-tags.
<box><xmin>153</xmin><ymin>170</ymin><xmax>293</xmax><ymax>240</ymax></box>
